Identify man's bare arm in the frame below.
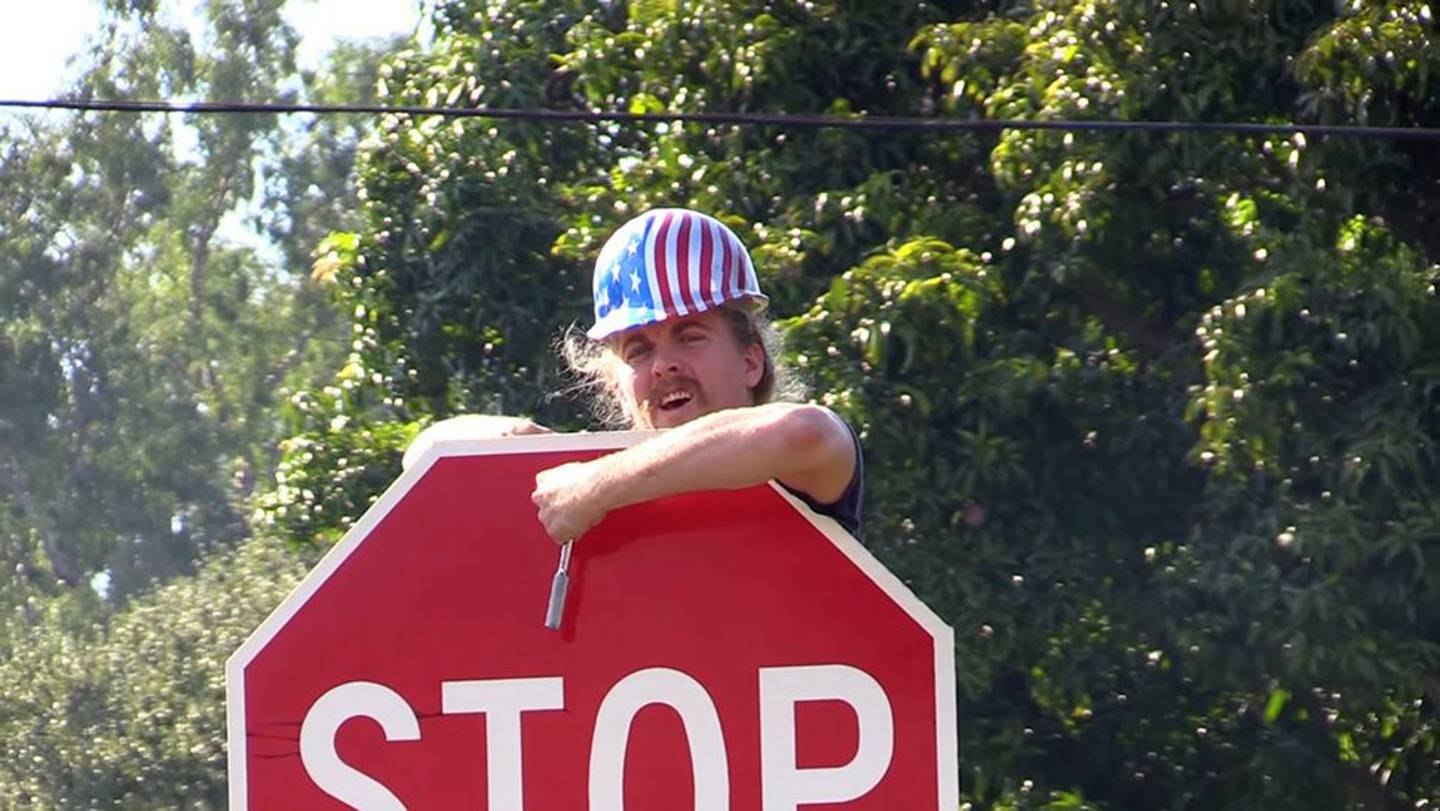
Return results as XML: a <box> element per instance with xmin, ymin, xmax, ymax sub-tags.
<box><xmin>605</xmin><ymin>402</ymin><xmax>855</xmax><ymax>506</ymax></box>
<box><xmin>531</xmin><ymin>403</ymin><xmax>856</xmax><ymax>541</ymax></box>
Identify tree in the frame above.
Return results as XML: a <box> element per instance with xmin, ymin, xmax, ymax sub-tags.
<box><xmin>0</xmin><ymin>534</ymin><xmax>312</xmax><ymax>808</ymax></box>
<box><xmin>6</xmin><ymin>0</ymin><xmax>1435</xmax><ymax>806</ymax></box>
<box><xmin>266</xmin><ymin>1</ymin><xmax>1437</xmax><ymax>807</ymax></box>
<box><xmin>0</xmin><ymin>3</ymin><xmax>405</xmax><ymax>804</ymax></box>
<box><xmin>0</xmin><ymin>1</ymin><xmax>389</xmax><ymax>624</ymax></box>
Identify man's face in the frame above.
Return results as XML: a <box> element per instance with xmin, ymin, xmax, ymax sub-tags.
<box><xmin>612</xmin><ymin>309</ymin><xmax>764</xmax><ymax>429</ymax></box>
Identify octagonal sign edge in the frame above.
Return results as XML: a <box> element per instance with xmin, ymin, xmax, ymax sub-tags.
<box><xmin>226</xmin><ymin>431</ymin><xmax>958</xmax><ymax>809</ymax></box>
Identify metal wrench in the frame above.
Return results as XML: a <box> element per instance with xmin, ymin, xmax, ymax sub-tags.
<box><xmin>543</xmin><ymin>541</ymin><xmax>573</xmax><ymax>631</ymax></box>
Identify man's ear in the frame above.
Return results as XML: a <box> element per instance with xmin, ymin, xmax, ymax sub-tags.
<box><xmin>743</xmin><ymin>342</ymin><xmax>765</xmax><ymax>390</ymax></box>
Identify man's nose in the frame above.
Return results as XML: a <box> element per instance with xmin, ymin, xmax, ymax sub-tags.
<box><xmin>650</xmin><ymin>345</ymin><xmax>682</xmax><ymax>376</ymax></box>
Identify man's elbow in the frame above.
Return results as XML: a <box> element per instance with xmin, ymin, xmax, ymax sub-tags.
<box><xmin>771</xmin><ymin>404</ymin><xmax>852</xmax><ymax>469</ymax></box>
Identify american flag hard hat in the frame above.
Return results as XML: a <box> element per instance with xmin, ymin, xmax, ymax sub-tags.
<box><xmin>586</xmin><ymin>208</ymin><xmax>768</xmax><ymax>341</ymax></box>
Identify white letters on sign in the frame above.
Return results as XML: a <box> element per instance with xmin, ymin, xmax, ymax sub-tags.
<box><xmin>588</xmin><ymin>667</ymin><xmax>730</xmax><ymax>811</ymax></box>
<box><xmin>299</xmin><ymin>681</ymin><xmax>420</xmax><ymax>811</ymax></box>
<box><xmin>759</xmin><ymin>664</ymin><xmax>895</xmax><ymax>811</ymax></box>
<box><xmin>299</xmin><ymin>664</ymin><xmax>894</xmax><ymax>810</ymax></box>
<box><xmin>442</xmin><ymin>676</ymin><xmax>565</xmax><ymax>811</ymax></box>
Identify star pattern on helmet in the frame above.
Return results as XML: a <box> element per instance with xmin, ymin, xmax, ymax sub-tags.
<box><xmin>596</xmin><ymin>227</ymin><xmax>655</xmax><ymax>327</ymax></box>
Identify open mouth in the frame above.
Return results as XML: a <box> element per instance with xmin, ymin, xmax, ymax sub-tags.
<box><xmin>658</xmin><ymin>388</ymin><xmax>694</xmax><ymax>412</ymax></box>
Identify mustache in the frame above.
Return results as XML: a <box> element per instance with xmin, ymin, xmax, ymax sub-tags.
<box><xmin>642</xmin><ymin>376</ymin><xmax>704</xmax><ymax>409</ymax></box>
<box><xmin>642</xmin><ymin>377</ymin><xmax>708</xmax><ymax>414</ymax></box>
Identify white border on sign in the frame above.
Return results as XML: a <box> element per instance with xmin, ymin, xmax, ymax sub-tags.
<box><xmin>225</xmin><ymin>431</ymin><xmax>957</xmax><ymax>809</ymax></box>
<box><xmin>226</xmin><ymin>432</ymin><xmax>649</xmax><ymax>809</ymax></box>
<box><xmin>768</xmin><ymin>486</ymin><xmax>959</xmax><ymax>808</ymax></box>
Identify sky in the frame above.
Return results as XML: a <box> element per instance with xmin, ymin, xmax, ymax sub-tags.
<box><xmin>0</xmin><ymin>0</ymin><xmax>424</xmax><ymax>101</ymax></box>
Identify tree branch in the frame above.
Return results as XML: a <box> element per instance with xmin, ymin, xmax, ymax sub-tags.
<box><xmin>1075</xmin><ymin>278</ymin><xmax>1184</xmax><ymax>362</ymax></box>
<box><xmin>0</xmin><ymin>453</ymin><xmax>80</xmax><ymax>587</ymax></box>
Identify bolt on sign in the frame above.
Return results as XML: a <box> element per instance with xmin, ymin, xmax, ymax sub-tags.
<box><xmin>227</xmin><ymin>433</ymin><xmax>958</xmax><ymax>809</ymax></box>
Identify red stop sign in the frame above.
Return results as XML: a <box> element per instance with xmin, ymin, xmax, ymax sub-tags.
<box><xmin>227</xmin><ymin>433</ymin><xmax>957</xmax><ymax>809</ymax></box>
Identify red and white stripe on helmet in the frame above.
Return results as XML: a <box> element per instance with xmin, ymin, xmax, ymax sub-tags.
<box><xmin>587</xmin><ymin>208</ymin><xmax>767</xmax><ymax>341</ymax></box>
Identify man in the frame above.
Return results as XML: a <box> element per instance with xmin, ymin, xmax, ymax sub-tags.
<box><xmin>404</xmin><ymin>208</ymin><xmax>863</xmax><ymax>541</ymax></box>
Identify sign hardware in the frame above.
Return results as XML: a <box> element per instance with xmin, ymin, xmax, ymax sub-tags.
<box><xmin>544</xmin><ymin>540</ymin><xmax>572</xmax><ymax>631</ymax></box>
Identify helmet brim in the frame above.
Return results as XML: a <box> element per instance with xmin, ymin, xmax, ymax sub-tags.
<box><xmin>586</xmin><ymin>293</ymin><xmax>769</xmax><ymax>342</ymax></box>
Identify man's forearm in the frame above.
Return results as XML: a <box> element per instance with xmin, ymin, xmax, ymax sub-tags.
<box><xmin>593</xmin><ymin>403</ymin><xmax>853</xmax><ymax>511</ymax></box>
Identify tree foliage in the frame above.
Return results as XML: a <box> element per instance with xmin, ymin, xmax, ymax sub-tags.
<box><xmin>0</xmin><ymin>0</ymin><xmax>391</xmax><ymax>618</ymax></box>
<box><xmin>0</xmin><ymin>536</ymin><xmax>311</xmax><ymax>808</ymax></box>
<box><xmin>0</xmin><ymin>2</ymin><xmax>394</xmax><ymax>805</ymax></box>
<box><xmin>268</xmin><ymin>1</ymin><xmax>1437</xmax><ymax>807</ymax></box>
<box><xmin>3</xmin><ymin>0</ymin><xmax>1438</xmax><ymax>807</ymax></box>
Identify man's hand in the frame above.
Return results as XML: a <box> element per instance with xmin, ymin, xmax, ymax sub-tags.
<box><xmin>532</xmin><ymin>461</ymin><xmax>611</xmax><ymax>544</ymax></box>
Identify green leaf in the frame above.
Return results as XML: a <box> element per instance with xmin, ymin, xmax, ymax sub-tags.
<box><xmin>1264</xmin><ymin>687</ymin><xmax>1290</xmax><ymax>723</ymax></box>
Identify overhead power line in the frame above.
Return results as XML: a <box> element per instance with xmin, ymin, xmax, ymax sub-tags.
<box><xmin>2</xmin><ymin>97</ymin><xmax>1438</xmax><ymax>141</ymax></box>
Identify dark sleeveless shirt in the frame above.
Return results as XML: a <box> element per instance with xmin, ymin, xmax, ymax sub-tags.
<box><xmin>778</xmin><ymin>419</ymin><xmax>864</xmax><ymax>538</ymax></box>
